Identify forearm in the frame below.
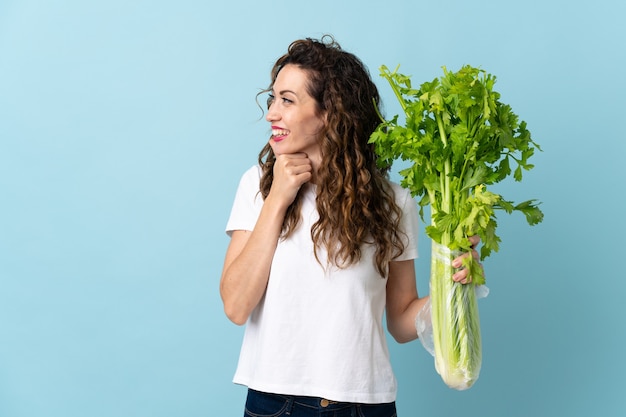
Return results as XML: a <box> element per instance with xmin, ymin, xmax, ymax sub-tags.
<box><xmin>388</xmin><ymin>295</ymin><xmax>430</xmax><ymax>344</ymax></box>
<box><xmin>386</xmin><ymin>259</ymin><xmax>429</xmax><ymax>343</ymax></box>
<box><xmin>220</xmin><ymin>196</ymin><xmax>287</xmax><ymax>325</ymax></box>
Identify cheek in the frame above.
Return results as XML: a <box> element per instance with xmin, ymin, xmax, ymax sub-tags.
<box><xmin>303</xmin><ymin>115</ymin><xmax>325</xmax><ymax>136</ymax></box>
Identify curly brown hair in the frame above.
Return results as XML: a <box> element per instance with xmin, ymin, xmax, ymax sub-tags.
<box><xmin>257</xmin><ymin>35</ymin><xmax>406</xmax><ymax>276</ymax></box>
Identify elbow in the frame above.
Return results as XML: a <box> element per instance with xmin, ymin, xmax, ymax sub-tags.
<box><xmin>220</xmin><ymin>283</ymin><xmax>249</xmax><ymax>325</ymax></box>
<box><xmin>222</xmin><ymin>299</ymin><xmax>250</xmax><ymax>326</ymax></box>
<box><xmin>225</xmin><ymin>310</ymin><xmax>248</xmax><ymax>326</ymax></box>
<box><xmin>387</xmin><ymin>318</ymin><xmax>419</xmax><ymax>344</ymax></box>
<box><xmin>389</xmin><ymin>328</ymin><xmax>416</xmax><ymax>344</ymax></box>
<box><xmin>392</xmin><ymin>335</ymin><xmax>410</xmax><ymax>344</ymax></box>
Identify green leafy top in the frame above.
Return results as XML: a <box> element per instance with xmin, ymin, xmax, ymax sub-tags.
<box><xmin>370</xmin><ymin>65</ymin><xmax>543</xmax><ymax>283</ymax></box>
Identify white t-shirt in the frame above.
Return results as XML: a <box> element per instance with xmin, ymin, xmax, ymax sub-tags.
<box><xmin>225</xmin><ymin>165</ymin><xmax>419</xmax><ymax>403</ymax></box>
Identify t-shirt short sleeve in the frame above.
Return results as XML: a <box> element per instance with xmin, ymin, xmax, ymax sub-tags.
<box><xmin>225</xmin><ymin>165</ymin><xmax>263</xmax><ymax>236</ymax></box>
<box><xmin>392</xmin><ymin>183</ymin><xmax>420</xmax><ymax>261</ymax></box>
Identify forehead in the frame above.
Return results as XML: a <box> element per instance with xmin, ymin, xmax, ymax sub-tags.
<box><xmin>274</xmin><ymin>64</ymin><xmax>311</xmax><ymax>92</ymax></box>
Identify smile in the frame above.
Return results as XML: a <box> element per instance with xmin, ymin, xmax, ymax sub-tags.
<box><xmin>271</xmin><ymin>128</ymin><xmax>289</xmax><ymax>139</ymax></box>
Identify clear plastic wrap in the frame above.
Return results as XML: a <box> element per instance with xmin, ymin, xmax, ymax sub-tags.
<box><xmin>415</xmin><ymin>242</ymin><xmax>489</xmax><ymax>390</ymax></box>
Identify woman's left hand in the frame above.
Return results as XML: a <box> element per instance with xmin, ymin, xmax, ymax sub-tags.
<box><xmin>451</xmin><ymin>235</ymin><xmax>483</xmax><ymax>285</ymax></box>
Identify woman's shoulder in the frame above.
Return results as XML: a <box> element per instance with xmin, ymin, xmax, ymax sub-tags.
<box><xmin>232</xmin><ymin>164</ymin><xmax>263</xmax><ymax>194</ymax></box>
<box><xmin>385</xmin><ymin>178</ymin><xmax>403</xmax><ymax>191</ymax></box>
<box><xmin>242</xmin><ymin>164</ymin><xmax>262</xmax><ymax>178</ymax></box>
<box><xmin>384</xmin><ymin>178</ymin><xmax>411</xmax><ymax>201</ymax></box>
<box><xmin>237</xmin><ymin>164</ymin><xmax>263</xmax><ymax>183</ymax></box>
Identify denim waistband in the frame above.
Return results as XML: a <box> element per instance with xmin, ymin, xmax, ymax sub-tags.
<box><xmin>252</xmin><ymin>389</ymin><xmax>354</xmax><ymax>411</ymax></box>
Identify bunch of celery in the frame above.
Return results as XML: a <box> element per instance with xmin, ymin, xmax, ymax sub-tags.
<box><xmin>370</xmin><ymin>65</ymin><xmax>543</xmax><ymax>389</ymax></box>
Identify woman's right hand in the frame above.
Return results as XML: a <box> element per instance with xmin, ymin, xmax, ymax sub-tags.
<box><xmin>270</xmin><ymin>153</ymin><xmax>313</xmax><ymax>208</ymax></box>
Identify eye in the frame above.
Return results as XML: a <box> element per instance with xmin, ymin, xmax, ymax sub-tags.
<box><xmin>267</xmin><ymin>93</ymin><xmax>294</xmax><ymax>109</ymax></box>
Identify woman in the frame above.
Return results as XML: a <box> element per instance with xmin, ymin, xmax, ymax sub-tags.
<box><xmin>220</xmin><ymin>35</ymin><xmax>479</xmax><ymax>417</ymax></box>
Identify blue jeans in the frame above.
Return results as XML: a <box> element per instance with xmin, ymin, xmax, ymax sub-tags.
<box><xmin>244</xmin><ymin>389</ymin><xmax>397</xmax><ymax>417</ymax></box>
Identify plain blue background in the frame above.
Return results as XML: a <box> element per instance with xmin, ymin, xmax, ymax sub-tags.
<box><xmin>1</xmin><ymin>1</ymin><xmax>624</xmax><ymax>416</ymax></box>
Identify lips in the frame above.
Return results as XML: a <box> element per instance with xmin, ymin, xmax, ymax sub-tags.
<box><xmin>271</xmin><ymin>127</ymin><xmax>289</xmax><ymax>141</ymax></box>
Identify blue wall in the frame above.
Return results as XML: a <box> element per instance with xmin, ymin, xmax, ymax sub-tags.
<box><xmin>1</xmin><ymin>1</ymin><xmax>624</xmax><ymax>416</ymax></box>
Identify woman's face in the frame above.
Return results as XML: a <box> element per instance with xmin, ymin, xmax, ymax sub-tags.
<box><xmin>266</xmin><ymin>64</ymin><xmax>325</xmax><ymax>165</ymax></box>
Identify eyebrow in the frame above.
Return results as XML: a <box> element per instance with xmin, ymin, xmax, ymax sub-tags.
<box><xmin>277</xmin><ymin>89</ymin><xmax>297</xmax><ymax>96</ymax></box>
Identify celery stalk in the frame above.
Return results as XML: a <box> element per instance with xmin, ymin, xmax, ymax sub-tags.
<box><xmin>431</xmin><ymin>242</ymin><xmax>481</xmax><ymax>390</ymax></box>
<box><xmin>370</xmin><ymin>64</ymin><xmax>543</xmax><ymax>390</ymax></box>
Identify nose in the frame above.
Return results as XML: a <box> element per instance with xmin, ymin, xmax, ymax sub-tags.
<box><xmin>266</xmin><ymin>100</ymin><xmax>279</xmax><ymax>122</ymax></box>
